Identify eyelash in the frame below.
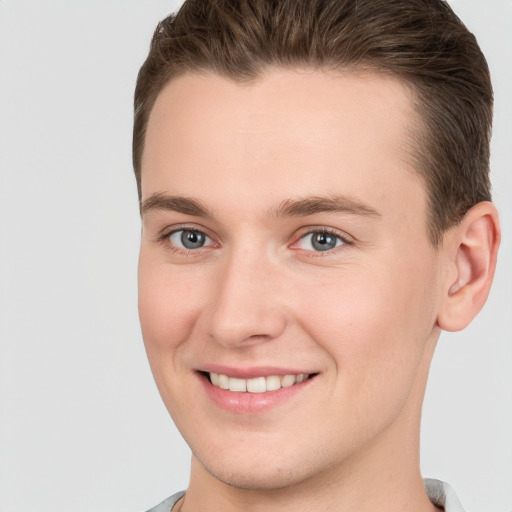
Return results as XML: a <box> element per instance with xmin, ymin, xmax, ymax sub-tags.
<box><xmin>157</xmin><ymin>226</ymin><xmax>352</xmax><ymax>256</ymax></box>
<box><xmin>292</xmin><ymin>227</ymin><xmax>352</xmax><ymax>256</ymax></box>
<box><xmin>157</xmin><ymin>225</ymin><xmax>217</xmax><ymax>256</ymax></box>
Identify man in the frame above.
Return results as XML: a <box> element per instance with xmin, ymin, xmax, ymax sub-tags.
<box><xmin>133</xmin><ymin>1</ymin><xmax>500</xmax><ymax>511</ymax></box>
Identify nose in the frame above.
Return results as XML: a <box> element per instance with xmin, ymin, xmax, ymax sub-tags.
<box><xmin>206</xmin><ymin>248</ymin><xmax>287</xmax><ymax>348</ymax></box>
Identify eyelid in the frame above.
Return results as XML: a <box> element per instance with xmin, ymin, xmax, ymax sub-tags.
<box><xmin>154</xmin><ymin>223</ymin><xmax>352</xmax><ymax>255</ymax></box>
<box><xmin>157</xmin><ymin>222</ymin><xmax>213</xmax><ymax>240</ymax></box>
<box><xmin>170</xmin><ymin>229</ymin><xmax>214</xmax><ymax>249</ymax></box>
<box><xmin>157</xmin><ymin>223</ymin><xmax>220</xmax><ymax>251</ymax></box>
<box><xmin>290</xmin><ymin>226</ymin><xmax>353</xmax><ymax>253</ymax></box>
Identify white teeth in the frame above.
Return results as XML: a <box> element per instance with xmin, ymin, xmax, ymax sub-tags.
<box><xmin>209</xmin><ymin>372</ymin><xmax>309</xmax><ymax>392</ymax></box>
<box><xmin>281</xmin><ymin>374</ymin><xmax>296</xmax><ymax>388</ymax></box>
<box><xmin>247</xmin><ymin>377</ymin><xmax>266</xmax><ymax>393</ymax></box>
<box><xmin>218</xmin><ymin>373</ymin><xmax>229</xmax><ymax>389</ymax></box>
<box><xmin>228</xmin><ymin>377</ymin><xmax>247</xmax><ymax>392</ymax></box>
<box><xmin>266</xmin><ymin>375</ymin><xmax>281</xmax><ymax>391</ymax></box>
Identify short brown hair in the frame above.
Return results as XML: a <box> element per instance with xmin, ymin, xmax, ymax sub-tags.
<box><xmin>133</xmin><ymin>0</ymin><xmax>493</xmax><ymax>245</ymax></box>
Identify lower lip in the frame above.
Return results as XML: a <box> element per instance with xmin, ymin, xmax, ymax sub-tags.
<box><xmin>199</xmin><ymin>374</ymin><xmax>314</xmax><ymax>414</ymax></box>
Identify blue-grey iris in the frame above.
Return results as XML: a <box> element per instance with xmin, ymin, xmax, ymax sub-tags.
<box><xmin>181</xmin><ymin>230</ymin><xmax>206</xmax><ymax>249</ymax></box>
<box><xmin>312</xmin><ymin>232</ymin><xmax>337</xmax><ymax>251</ymax></box>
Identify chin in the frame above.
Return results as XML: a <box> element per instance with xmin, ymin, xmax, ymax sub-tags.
<box><xmin>201</xmin><ymin>458</ymin><xmax>313</xmax><ymax>490</ymax></box>
<box><xmin>191</xmin><ymin>439</ymin><xmax>334</xmax><ymax>492</ymax></box>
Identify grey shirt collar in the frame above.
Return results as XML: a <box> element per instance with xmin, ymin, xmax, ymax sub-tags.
<box><xmin>146</xmin><ymin>479</ymin><xmax>465</xmax><ymax>512</ymax></box>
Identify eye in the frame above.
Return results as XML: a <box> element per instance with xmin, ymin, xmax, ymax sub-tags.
<box><xmin>168</xmin><ymin>229</ymin><xmax>213</xmax><ymax>250</ymax></box>
<box><xmin>297</xmin><ymin>230</ymin><xmax>346</xmax><ymax>252</ymax></box>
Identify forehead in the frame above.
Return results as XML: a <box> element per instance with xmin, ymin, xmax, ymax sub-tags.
<box><xmin>142</xmin><ymin>69</ymin><xmax>426</xmax><ymax>230</ymax></box>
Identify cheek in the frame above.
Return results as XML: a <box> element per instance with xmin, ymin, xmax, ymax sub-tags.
<box><xmin>137</xmin><ymin>254</ymin><xmax>205</xmax><ymax>357</ymax></box>
<box><xmin>292</xmin><ymin>257</ymin><xmax>438</xmax><ymax>388</ymax></box>
<box><xmin>137</xmin><ymin>255</ymin><xmax>212</xmax><ymax>417</ymax></box>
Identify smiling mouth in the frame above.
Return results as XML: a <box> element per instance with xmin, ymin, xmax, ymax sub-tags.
<box><xmin>204</xmin><ymin>372</ymin><xmax>315</xmax><ymax>393</ymax></box>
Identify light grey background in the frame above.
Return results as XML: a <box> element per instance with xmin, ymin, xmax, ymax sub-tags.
<box><xmin>0</xmin><ymin>1</ymin><xmax>510</xmax><ymax>511</ymax></box>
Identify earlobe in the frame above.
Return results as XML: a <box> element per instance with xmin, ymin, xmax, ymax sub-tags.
<box><xmin>437</xmin><ymin>201</ymin><xmax>500</xmax><ymax>332</ymax></box>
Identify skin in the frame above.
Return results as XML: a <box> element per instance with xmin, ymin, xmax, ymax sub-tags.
<box><xmin>138</xmin><ymin>69</ymin><xmax>499</xmax><ymax>512</ymax></box>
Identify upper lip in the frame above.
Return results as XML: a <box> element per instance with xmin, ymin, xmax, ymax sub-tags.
<box><xmin>198</xmin><ymin>365</ymin><xmax>316</xmax><ymax>379</ymax></box>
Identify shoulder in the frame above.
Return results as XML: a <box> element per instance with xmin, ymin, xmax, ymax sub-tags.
<box><xmin>144</xmin><ymin>491</ymin><xmax>186</xmax><ymax>512</ymax></box>
<box><xmin>424</xmin><ymin>478</ymin><xmax>466</xmax><ymax>512</ymax></box>
<box><xmin>146</xmin><ymin>483</ymin><xmax>465</xmax><ymax>512</ymax></box>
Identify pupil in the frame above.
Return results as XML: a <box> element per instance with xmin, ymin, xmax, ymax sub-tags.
<box><xmin>312</xmin><ymin>233</ymin><xmax>336</xmax><ymax>251</ymax></box>
<box><xmin>181</xmin><ymin>230</ymin><xmax>205</xmax><ymax>249</ymax></box>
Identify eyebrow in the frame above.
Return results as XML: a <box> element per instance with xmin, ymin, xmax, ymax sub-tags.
<box><xmin>141</xmin><ymin>192</ymin><xmax>381</xmax><ymax>220</ymax></box>
<box><xmin>272</xmin><ymin>195</ymin><xmax>381</xmax><ymax>218</ymax></box>
<box><xmin>141</xmin><ymin>193</ymin><xmax>212</xmax><ymax>217</ymax></box>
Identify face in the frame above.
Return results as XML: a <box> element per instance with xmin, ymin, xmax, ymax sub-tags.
<box><xmin>138</xmin><ymin>69</ymin><xmax>444</xmax><ymax>490</ymax></box>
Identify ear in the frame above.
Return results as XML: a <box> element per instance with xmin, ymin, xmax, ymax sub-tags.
<box><xmin>437</xmin><ymin>201</ymin><xmax>501</xmax><ymax>332</ymax></box>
